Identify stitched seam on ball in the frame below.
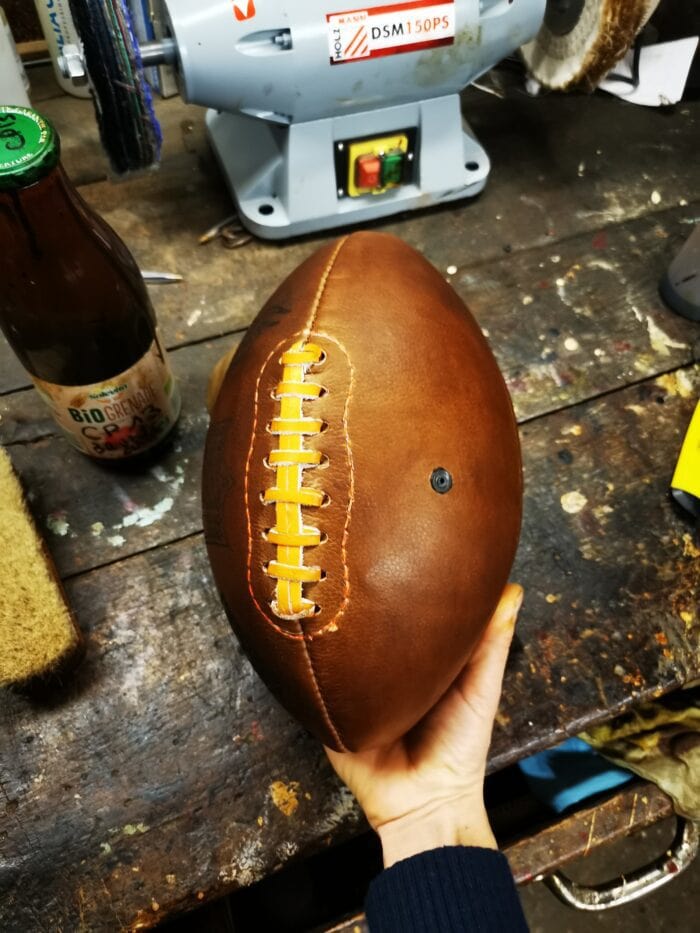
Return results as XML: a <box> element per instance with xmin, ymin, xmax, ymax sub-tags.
<box><xmin>303</xmin><ymin>237</ymin><xmax>349</xmax><ymax>337</ymax></box>
<box><xmin>301</xmin><ymin>638</ymin><xmax>347</xmax><ymax>752</ymax></box>
<box><xmin>265</xmin><ymin>340</ymin><xmax>327</xmax><ymax>619</ymax></box>
<box><xmin>245</xmin><ymin>337</ymin><xmax>292</xmax><ymax>629</ymax></box>
<box><xmin>245</xmin><ymin>333</ymin><xmax>354</xmax><ymax>642</ymax></box>
<box><xmin>316</xmin><ymin>330</ymin><xmax>355</xmax><ymax>637</ymax></box>
<box><xmin>244</xmin><ymin>237</ymin><xmax>352</xmax><ymax>640</ymax></box>
<box><xmin>268</xmin><ymin>238</ymin><xmax>350</xmax><ymax>622</ymax></box>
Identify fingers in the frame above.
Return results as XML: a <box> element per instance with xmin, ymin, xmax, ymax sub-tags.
<box><xmin>206</xmin><ymin>345</ymin><xmax>238</xmax><ymax>412</ymax></box>
<box><xmin>485</xmin><ymin>583</ymin><xmax>523</xmax><ymax>641</ymax></box>
<box><xmin>324</xmin><ymin>744</ymin><xmax>344</xmax><ymax>771</ymax></box>
<box><xmin>325</xmin><ymin>586</ymin><xmax>523</xmax><ymax>779</ymax></box>
<box><xmin>453</xmin><ymin>583</ymin><xmax>523</xmax><ymax>721</ymax></box>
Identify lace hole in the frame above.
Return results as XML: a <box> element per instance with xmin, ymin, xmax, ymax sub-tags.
<box><xmin>321</xmin><ymin>494</ymin><xmax>331</xmax><ymax>508</ymax></box>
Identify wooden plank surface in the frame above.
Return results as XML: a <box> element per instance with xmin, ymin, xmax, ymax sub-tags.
<box><xmin>2</xmin><ymin>198</ymin><xmax>698</xmax><ymax>408</ymax></box>
<box><xmin>1</xmin><ymin>340</ymin><xmax>236</xmax><ymax>578</ymax></box>
<box><xmin>0</xmin><ymin>368</ymin><xmax>697</xmax><ymax>932</ymax></box>
<box><xmin>507</xmin><ymin>782</ymin><xmax>676</xmax><ymax>886</ymax></box>
<box><xmin>503</xmin><ymin>365</ymin><xmax>699</xmax><ymax>767</ymax></box>
<box><xmin>315</xmin><ymin>781</ymin><xmax>677</xmax><ymax>932</ymax></box>
<box><xmin>2</xmin><ymin>74</ymin><xmax>698</xmax><ymax>396</ymax></box>
<box><xmin>1</xmin><ymin>68</ymin><xmax>699</xmax><ymax>931</ymax></box>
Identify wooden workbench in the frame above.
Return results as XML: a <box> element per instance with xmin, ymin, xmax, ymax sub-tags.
<box><xmin>0</xmin><ymin>67</ymin><xmax>698</xmax><ymax>931</ymax></box>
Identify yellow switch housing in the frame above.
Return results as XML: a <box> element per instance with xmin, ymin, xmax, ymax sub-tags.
<box><xmin>347</xmin><ymin>132</ymin><xmax>410</xmax><ymax>198</ymax></box>
<box><xmin>673</xmin><ymin>401</ymin><xmax>700</xmax><ymax>499</ymax></box>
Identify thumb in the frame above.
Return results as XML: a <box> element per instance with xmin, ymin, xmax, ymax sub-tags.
<box><xmin>453</xmin><ymin>583</ymin><xmax>523</xmax><ymax>723</ymax></box>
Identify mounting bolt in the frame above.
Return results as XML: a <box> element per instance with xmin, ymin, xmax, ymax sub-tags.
<box><xmin>57</xmin><ymin>43</ymin><xmax>89</xmax><ymax>85</ymax></box>
<box><xmin>273</xmin><ymin>31</ymin><xmax>293</xmax><ymax>50</ymax></box>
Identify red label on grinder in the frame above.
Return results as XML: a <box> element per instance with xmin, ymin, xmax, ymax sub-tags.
<box><xmin>327</xmin><ymin>0</ymin><xmax>455</xmax><ymax>64</ymax></box>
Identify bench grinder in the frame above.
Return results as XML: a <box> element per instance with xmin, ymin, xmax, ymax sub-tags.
<box><xmin>64</xmin><ymin>0</ymin><xmax>543</xmax><ymax>238</ymax></box>
<box><xmin>64</xmin><ymin>1</ymin><xmax>652</xmax><ymax>238</ymax></box>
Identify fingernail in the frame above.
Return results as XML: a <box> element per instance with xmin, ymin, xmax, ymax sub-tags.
<box><xmin>510</xmin><ymin>586</ymin><xmax>524</xmax><ymax>617</ymax></box>
<box><xmin>495</xmin><ymin>586</ymin><xmax>522</xmax><ymax>634</ymax></box>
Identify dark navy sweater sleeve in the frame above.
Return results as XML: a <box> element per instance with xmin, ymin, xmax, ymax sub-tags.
<box><xmin>365</xmin><ymin>847</ymin><xmax>529</xmax><ymax>932</ymax></box>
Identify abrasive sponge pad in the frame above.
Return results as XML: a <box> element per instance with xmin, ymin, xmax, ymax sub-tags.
<box><xmin>0</xmin><ymin>448</ymin><xmax>83</xmax><ymax>686</ymax></box>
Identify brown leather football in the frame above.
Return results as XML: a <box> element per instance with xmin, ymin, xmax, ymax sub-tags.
<box><xmin>202</xmin><ymin>232</ymin><xmax>522</xmax><ymax>752</ymax></box>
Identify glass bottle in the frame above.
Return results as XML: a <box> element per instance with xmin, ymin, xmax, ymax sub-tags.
<box><xmin>0</xmin><ymin>105</ymin><xmax>180</xmax><ymax>459</ymax></box>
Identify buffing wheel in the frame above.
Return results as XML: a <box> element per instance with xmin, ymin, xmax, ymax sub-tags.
<box><xmin>68</xmin><ymin>0</ymin><xmax>161</xmax><ymax>173</ymax></box>
<box><xmin>521</xmin><ymin>0</ymin><xmax>661</xmax><ymax>91</ymax></box>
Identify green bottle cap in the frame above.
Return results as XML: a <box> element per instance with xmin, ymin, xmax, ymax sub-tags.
<box><xmin>0</xmin><ymin>106</ymin><xmax>60</xmax><ymax>190</ymax></box>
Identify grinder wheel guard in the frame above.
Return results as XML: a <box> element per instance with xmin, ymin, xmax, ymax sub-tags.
<box><xmin>522</xmin><ymin>0</ymin><xmax>661</xmax><ymax>91</ymax></box>
<box><xmin>68</xmin><ymin>0</ymin><xmax>161</xmax><ymax>173</ymax></box>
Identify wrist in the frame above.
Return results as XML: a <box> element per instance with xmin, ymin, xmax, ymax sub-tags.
<box><xmin>377</xmin><ymin>798</ymin><xmax>497</xmax><ymax>868</ymax></box>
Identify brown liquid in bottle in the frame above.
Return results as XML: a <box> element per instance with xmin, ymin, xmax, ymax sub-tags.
<box><xmin>0</xmin><ymin>106</ymin><xmax>180</xmax><ymax>459</ymax></box>
<box><xmin>1</xmin><ymin>166</ymin><xmax>154</xmax><ymax>383</ymax></box>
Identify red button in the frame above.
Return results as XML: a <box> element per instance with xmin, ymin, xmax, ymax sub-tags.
<box><xmin>355</xmin><ymin>154</ymin><xmax>381</xmax><ymax>189</ymax></box>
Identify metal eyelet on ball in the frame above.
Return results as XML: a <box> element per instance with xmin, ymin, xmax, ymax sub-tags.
<box><xmin>431</xmin><ymin>468</ymin><xmax>453</xmax><ymax>495</ymax></box>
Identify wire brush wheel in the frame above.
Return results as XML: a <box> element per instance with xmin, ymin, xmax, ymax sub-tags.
<box><xmin>521</xmin><ymin>0</ymin><xmax>661</xmax><ymax>91</ymax></box>
<box><xmin>68</xmin><ymin>0</ymin><xmax>162</xmax><ymax>173</ymax></box>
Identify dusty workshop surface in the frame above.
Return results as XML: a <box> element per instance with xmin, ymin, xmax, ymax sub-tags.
<box><xmin>0</xmin><ymin>67</ymin><xmax>698</xmax><ymax>930</ymax></box>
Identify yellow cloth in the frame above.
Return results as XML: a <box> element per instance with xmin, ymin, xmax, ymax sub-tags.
<box><xmin>581</xmin><ymin>686</ymin><xmax>700</xmax><ymax>820</ymax></box>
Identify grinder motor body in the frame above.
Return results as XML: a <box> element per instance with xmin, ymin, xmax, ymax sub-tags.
<box><xmin>69</xmin><ymin>0</ymin><xmax>546</xmax><ymax>238</ymax></box>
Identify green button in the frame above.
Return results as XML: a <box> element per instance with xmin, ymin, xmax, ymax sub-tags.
<box><xmin>0</xmin><ymin>106</ymin><xmax>60</xmax><ymax>190</ymax></box>
<box><xmin>381</xmin><ymin>150</ymin><xmax>404</xmax><ymax>187</ymax></box>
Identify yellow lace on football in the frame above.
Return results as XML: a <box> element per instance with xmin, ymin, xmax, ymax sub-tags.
<box><xmin>263</xmin><ymin>340</ymin><xmax>327</xmax><ymax>619</ymax></box>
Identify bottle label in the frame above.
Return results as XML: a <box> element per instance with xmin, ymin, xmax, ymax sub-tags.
<box><xmin>33</xmin><ymin>338</ymin><xmax>181</xmax><ymax>459</ymax></box>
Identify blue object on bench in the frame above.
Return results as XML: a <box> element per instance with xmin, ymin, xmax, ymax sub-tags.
<box><xmin>518</xmin><ymin>737</ymin><xmax>634</xmax><ymax>814</ymax></box>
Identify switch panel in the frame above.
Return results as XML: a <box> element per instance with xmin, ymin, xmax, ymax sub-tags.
<box><xmin>335</xmin><ymin>129</ymin><xmax>417</xmax><ymax>199</ymax></box>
